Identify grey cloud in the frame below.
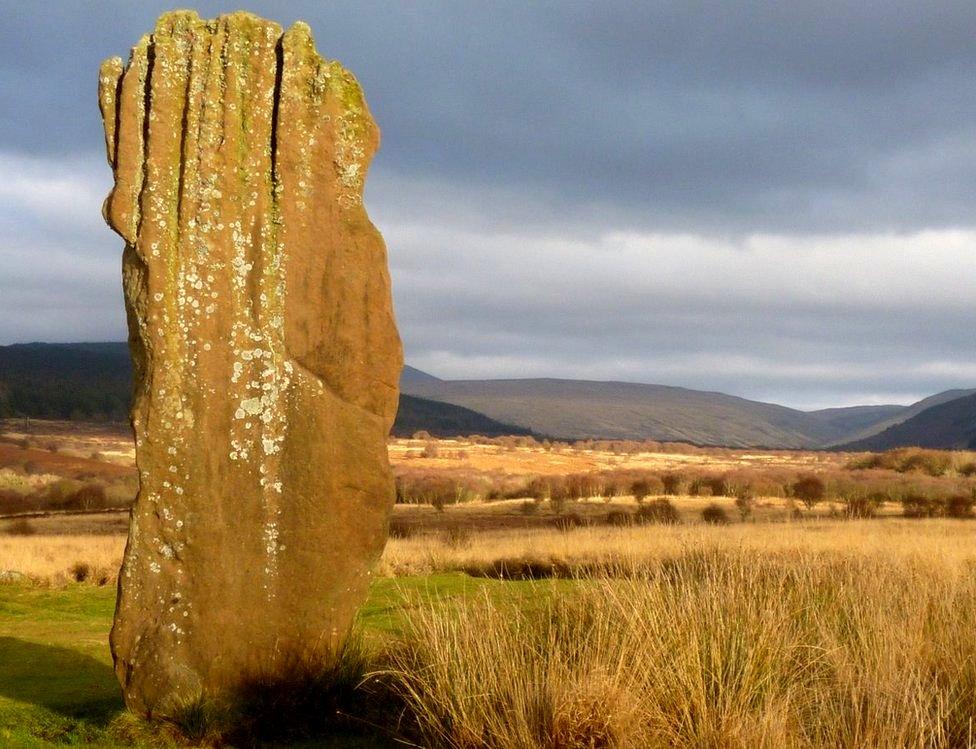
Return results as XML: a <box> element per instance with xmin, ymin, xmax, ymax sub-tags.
<box><xmin>4</xmin><ymin>2</ymin><xmax>976</xmax><ymax>230</ymax></box>
<box><xmin>1</xmin><ymin>2</ymin><xmax>975</xmax><ymax>408</ymax></box>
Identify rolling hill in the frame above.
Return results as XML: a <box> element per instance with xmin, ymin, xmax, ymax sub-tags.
<box><xmin>392</xmin><ymin>394</ymin><xmax>531</xmax><ymax>438</ymax></box>
<box><xmin>839</xmin><ymin>392</ymin><xmax>976</xmax><ymax>451</ymax></box>
<box><xmin>0</xmin><ymin>343</ymin><xmax>527</xmax><ymax>438</ymax></box>
<box><xmin>401</xmin><ymin>376</ymin><xmax>909</xmax><ymax>448</ymax></box>
<box><xmin>831</xmin><ymin>388</ymin><xmax>976</xmax><ymax>446</ymax></box>
<box><xmin>0</xmin><ymin>342</ymin><xmax>132</xmax><ymax>420</ymax></box>
<box><xmin>805</xmin><ymin>404</ymin><xmax>906</xmax><ymax>437</ymax></box>
<box><xmin>5</xmin><ymin>342</ymin><xmax>973</xmax><ymax>448</ymax></box>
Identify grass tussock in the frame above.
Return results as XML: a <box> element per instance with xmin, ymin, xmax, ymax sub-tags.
<box><xmin>384</xmin><ymin>551</ymin><xmax>976</xmax><ymax>749</ymax></box>
<box><xmin>4</xmin><ymin>522</ymin><xmax>976</xmax><ymax>747</ymax></box>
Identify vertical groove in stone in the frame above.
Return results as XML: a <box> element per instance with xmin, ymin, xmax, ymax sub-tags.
<box><xmin>97</xmin><ymin>58</ymin><xmax>123</xmax><ymax>168</ymax></box>
<box><xmin>100</xmin><ymin>11</ymin><xmax>402</xmax><ymax>717</ymax></box>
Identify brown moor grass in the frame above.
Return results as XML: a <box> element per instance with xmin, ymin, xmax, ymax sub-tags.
<box><xmin>383</xmin><ymin>547</ymin><xmax>976</xmax><ymax>748</ymax></box>
<box><xmin>4</xmin><ymin>519</ymin><xmax>976</xmax><ymax>746</ymax></box>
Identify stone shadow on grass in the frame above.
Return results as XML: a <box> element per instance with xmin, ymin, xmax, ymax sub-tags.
<box><xmin>0</xmin><ymin>636</ymin><xmax>121</xmax><ymax>723</ymax></box>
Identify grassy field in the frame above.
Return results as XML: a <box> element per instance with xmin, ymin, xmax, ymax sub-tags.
<box><xmin>6</xmin><ymin>509</ymin><xmax>972</xmax><ymax>586</ymax></box>
<box><xmin>2</xmin><ymin>520</ymin><xmax>976</xmax><ymax>747</ymax></box>
<box><xmin>2</xmin><ymin>421</ymin><xmax>976</xmax><ymax>746</ymax></box>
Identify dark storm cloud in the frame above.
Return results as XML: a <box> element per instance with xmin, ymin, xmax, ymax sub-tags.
<box><xmin>1</xmin><ymin>1</ymin><xmax>975</xmax><ymax>407</ymax></box>
<box><xmin>5</xmin><ymin>1</ymin><xmax>976</xmax><ymax>231</ymax></box>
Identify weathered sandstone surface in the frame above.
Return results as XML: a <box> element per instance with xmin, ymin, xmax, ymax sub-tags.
<box><xmin>99</xmin><ymin>10</ymin><xmax>401</xmax><ymax>715</ymax></box>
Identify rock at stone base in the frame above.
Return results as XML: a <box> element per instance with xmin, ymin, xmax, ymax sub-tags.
<box><xmin>98</xmin><ymin>11</ymin><xmax>401</xmax><ymax>716</ymax></box>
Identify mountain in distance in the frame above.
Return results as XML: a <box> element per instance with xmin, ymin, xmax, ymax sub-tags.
<box><xmin>0</xmin><ymin>343</ymin><xmax>527</xmax><ymax>439</ymax></box>
<box><xmin>839</xmin><ymin>392</ymin><xmax>976</xmax><ymax>451</ymax></box>
<box><xmin>4</xmin><ymin>342</ymin><xmax>974</xmax><ymax>449</ymax></box>
<box><xmin>401</xmin><ymin>376</ymin><xmax>912</xmax><ymax>448</ymax></box>
<box><xmin>393</xmin><ymin>394</ymin><xmax>531</xmax><ymax>438</ymax></box>
<box><xmin>401</xmin><ymin>364</ymin><xmax>444</xmax><ymax>389</ymax></box>
<box><xmin>393</xmin><ymin>367</ymin><xmax>529</xmax><ymax>436</ymax></box>
<box><xmin>402</xmin><ymin>374</ymin><xmax>974</xmax><ymax>449</ymax></box>
<box><xmin>831</xmin><ymin>388</ymin><xmax>976</xmax><ymax>446</ymax></box>
<box><xmin>0</xmin><ymin>341</ymin><xmax>132</xmax><ymax>420</ymax></box>
<box><xmin>805</xmin><ymin>404</ymin><xmax>906</xmax><ymax>438</ymax></box>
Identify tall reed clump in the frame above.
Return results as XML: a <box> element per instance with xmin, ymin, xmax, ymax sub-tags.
<box><xmin>383</xmin><ymin>550</ymin><xmax>976</xmax><ymax>748</ymax></box>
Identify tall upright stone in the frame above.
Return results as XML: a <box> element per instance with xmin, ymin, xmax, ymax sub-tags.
<box><xmin>98</xmin><ymin>11</ymin><xmax>402</xmax><ymax>716</ymax></box>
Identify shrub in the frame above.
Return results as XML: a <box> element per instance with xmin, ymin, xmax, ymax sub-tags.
<box><xmin>661</xmin><ymin>472</ymin><xmax>684</xmax><ymax>496</ymax></box>
<box><xmin>691</xmin><ymin>475</ymin><xmax>729</xmax><ymax>497</ymax></box>
<box><xmin>701</xmin><ymin>503</ymin><xmax>731</xmax><ymax>525</ymax></box>
<box><xmin>605</xmin><ymin>510</ymin><xmax>633</xmax><ymax>527</ymax></box>
<box><xmin>0</xmin><ymin>488</ymin><xmax>33</xmax><ymax>515</ymax></box>
<box><xmin>564</xmin><ymin>473</ymin><xmax>599</xmax><ymax>501</ymax></box>
<box><xmin>845</xmin><ymin>495</ymin><xmax>877</xmax><ymax>519</ymax></box>
<box><xmin>549</xmin><ymin>480</ymin><xmax>570</xmax><ymax>515</ymax></box>
<box><xmin>630</xmin><ymin>478</ymin><xmax>652</xmax><ymax>504</ymax></box>
<box><xmin>958</xmin><ymin>462</ymin><xmax>976</xmax><ymax>478</ymax></box>
<box><xmin>396</xmin><ymin>474</ymin><xmax>471</xmax><ymax>508</ymax></box>
<box><xmin>852</xmin><ymin>448</ymin><xmax>954</xmax><ymax>476</ymax></box>
<box><xmin>520</xmin><ymin>500</ymin><xmax>538</xmax><ymax>516</ymax></box>
<box><xmin>421</xmin><ymin>442</ymin><xmax>439</xmax><ymax>459</ymax></box>
<box><xmin>902</xmin><ymin>494</ymin><xmax>940</xmax><ymax>519</ymax></box>
<box><xmin>38</xmin><ymin>479</ymin><xmax>84</xmax><ymax>509</ymax></box>
<box><xmin>67</xmin><ymin>483</ymin><xmax>108</xmax><ymax>511</ymax></box>
<box><xmin>734</xmin><ymin>495</ymin><xmax>754</xmax><ymax>521</ymax></box>
<box><xmin>525</xmin><ymin>476</ymin><xmax>551</xmax><ymax>502</ymax></box>
<box><xmin>70</xmin><ymin>562</ymin><xmax>91</xmax><ymax>583</ymax></box>
<box><xmin>898</xmin><ymin>449</ymin><xmax>952</xmax><ymax>477</ymax></box>
<box><xmin>946</xmin><ymin>494</ymin><xmax>975</xmax><ymax>519</ymax></box>
<box><xmin>791</xmin><ymin>475</ymin><xmax>826</xmax><ymax>510</ymax></box>
<box><xmin>635</xmin><ymin>499</ymin><xmax>680</xmax><ymax>525</ymax></box>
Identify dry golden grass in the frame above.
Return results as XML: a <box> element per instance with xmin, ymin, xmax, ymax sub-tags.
<box><xmin>385</xmin><ymin>546</ymin><xmax>976</xmax><ymax>748</ymax></box>
<box><xmin>5</xmin><ymin>422</ymin><xmax>976</xmax><ymax>745</ymax></box>
<box><xmin>387</xmin><ymin>435</ymin><xmax>837</xmax><ymax>476</ymax></box>
<box><xmin>3</xmin><ymin>504</ymin><xmax>976</xmax><ymax>746</ymax></box>
<box><xmin>4</xmin><ymin>509</ymin><xmax>975</xmax><ymax>586</ymax></box>
<box><xmin>2</xmin><ymin>420</ymin><xmax>847</xmax><ymax>478</ymax></box>
<box><xmin>0</xmin><ymin>533</ymin><xmax>124</xmax><ymax>583</ymax></box>
<box><xmin>379</xmin><ymin>516</ymin><xmax>976</xmax><ymax>577</ymax></box>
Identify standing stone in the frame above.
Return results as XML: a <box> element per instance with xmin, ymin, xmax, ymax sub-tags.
<box><xmin>98</xmin><ymin>11</ymin><xmax>401</xmax><ymax>716</ymax></box>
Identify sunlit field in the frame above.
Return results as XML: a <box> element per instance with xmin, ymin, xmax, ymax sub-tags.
<box><xmin>2</xmin><ymin>420</ymin><xmax>976</xmax><ymax>746</ymax></box>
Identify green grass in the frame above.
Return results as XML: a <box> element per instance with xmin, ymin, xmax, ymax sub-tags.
<box><xmin>0</xmin><ymin>574</ymin><xmax>546</xmax><ymax>747</ymax></box>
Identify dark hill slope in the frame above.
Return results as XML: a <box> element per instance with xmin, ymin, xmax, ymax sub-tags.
<box><xmin>0</xmin><ymin>342</ymin><xmax>132</xmax><ymax>420</ymax></box>
<box><xmin>833</xmin><ymin>388</ymin><xmax>976</xmax><ymax>445</ymax></box>
<box><xmin>840</xmin><ymin>393</ymin><xmax>976</xmax><ymax>451</ymax></box>
<box><xmin>392</xmin><ymin>394</ymin><xmax>532</xmax><ymax>438</ymax></box>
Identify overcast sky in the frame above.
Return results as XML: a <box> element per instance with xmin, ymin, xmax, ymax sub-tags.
<box><xmin>2</xmin><ymin>1</ymin><xmax>975</xmax><ymax>409</ymax></box>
